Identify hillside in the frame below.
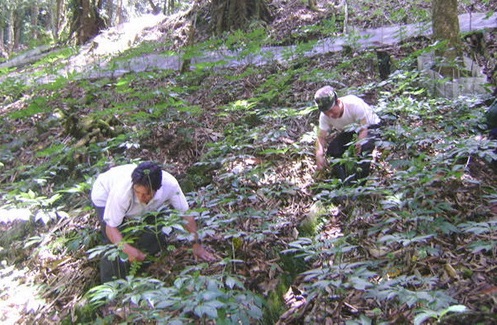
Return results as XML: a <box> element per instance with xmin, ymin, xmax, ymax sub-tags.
<box><xmin>1</xmin><ymin>1</ymin><xmax>497</xmax><ymax>324</ymax></box>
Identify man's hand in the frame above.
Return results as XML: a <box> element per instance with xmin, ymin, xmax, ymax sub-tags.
<box><xmin>182</xmin><ymin>216</ymin><xmax>217</xmax><ymax>261</ymax></box>
<box><xmin>193</xmin><ymin>243</ymin><xmax>217</xmax><ymax>262</ymax></box>
<box><xmin>107</xmin><ymin>225</ymin><xmax>146</xmax><ymax>262</ymax></box>
<box><xmin>183</xmin><ymin>216</ymin><xmax>198</xmax><ymax>234</ymax></box>
<box><xmin>123</xmin><ymin>244</ymin><xmax>147</xmax><ymax>262</ymax></box>
<box><xmin>316</xmin><ymin>129</ymin><xmax>328</xmax><ymax>170</ymax></box>
<box><xmin>316</xmin><ymin>154</ymin><xmax>327</xmax><ymax>170</ymax></box>
<box><xmin>357</xmin><ymin>126</ymin><xmax>368</xmax><ymax>155</ymax></box>
<box><xmin>355</xmin><ymin>142</ymin><xmax>362</xmax><ymax>155</ymax></box>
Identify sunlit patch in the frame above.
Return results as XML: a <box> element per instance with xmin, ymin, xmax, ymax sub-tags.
<box><xmin>0</xmin><ymin>208</ymin><xmax>31</xmax><ymax>223</ymax></box>
<box><xmin>0</xmin><ymin>262</ymin><xmax>46</xmax><ymax>324</ymax></box>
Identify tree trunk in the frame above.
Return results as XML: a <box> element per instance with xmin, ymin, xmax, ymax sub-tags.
<box><xmin>308</xmin><ymin>0</ymin><xmax>317</xmax><ymax>11</ymax></box>
<box><xmin>116</xmin><ymin>0</ymin><xmax>123</xmax><ymax>25</ymax></box>
<box><xmin>50</xmin><ymin>0</ymin><xmax>63</xmax><ymax>41</ymax></box>
<box><xmin>56</xmin><ymin>0</ymin><xmax>63</xmax><ymax>39</ymax></box>
<box><xmin>80</xmin><ymin>0</ymin><xmax>95</xmax><ymax>44</ymax></box>
<box><xmin>210</xmin><ymin>0</ymin><xmax>272</xmax><ymax>34</ymax></box>
<box><xmin>72</xmin><ymin>0</ymin><xmax>105</xmax><ymax>45</ymax></box>
<box><xmin>0</xmin><ymin>28</ymin><xmax>6</xmax><ymax>58</ymax></box>
<box><xmin>13</xmin><ymin>10</ymin><xmax>22</xmax><ymax>50</ymax></box>
<box><xmin>167</xmin><ymin>0</ymin><xmax>176</xmax><ymax>14</ymax></box>
<box><xmin>180</xmin><ymin>0</ymin><xmax>199</xmax><ymax>74</ymax></box>
<box><xmin>146</xmin><ymin>0</ymin><xmax>161</xmax><ymax>15</ymax></box>
<box><xmin>432</xmin><ymin>0</ymin><xmax>463</xmax><ymax>78</ymax></box>
<box><xmin>31</xmin><ymin>4</ymin><xmax>39</xmax><ymax>41</ymax></box>
<box><xmin>7</xmin><ymin>10</ymin><xmax>14</xmax><ymax>52</ymax></box>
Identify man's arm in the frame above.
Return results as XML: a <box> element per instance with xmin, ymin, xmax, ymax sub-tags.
<box><xmin>356</xmin><ymin>118</ymin><xmax>369</xmax><ymax>154</ymax></box>
<box><xmin>106</xmin><ymin>225</ymin><xmax>146</xmax><ymax>262</ymax></box>
<box><xmin>183</xmin><ymin>215</ymin><xmax>216</xmax><ymax>262</ymax></box>
<box><xmin>103</xmin><ymin>191</ymin><xmax>147</xmax><ymax>263</ymax></box>
<box><xmin>315</xmin><ymin>128</ymin><xmax>328</xmax><ymax>170</ymax></box>
<box><xmin>167</xmin><ymin>181</ymin><xmax>216</xmax><ymax>262</ymax></box>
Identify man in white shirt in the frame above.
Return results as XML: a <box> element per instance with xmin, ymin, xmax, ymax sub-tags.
<box><xmin>314</xmin><ymin>86</ymin><xmax>381</xmax><ymax>184</ymax></box>
<box><xmin>91</xmin><ymin>161</ymin><xmax>215</xmax><ymax>283</ymax></box>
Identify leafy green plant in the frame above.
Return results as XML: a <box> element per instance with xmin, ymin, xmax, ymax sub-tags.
<box><xmin>414</xmin><ymin>304</ymin><xmax>468</xmax><ymax>325</ymax></box>
<box><xmin>458</xmin><ymin>220</ymin><xmax>497</xmax><ymax>254</ymax></box>
<box><xmin>112</xmin><ymin>41</ymin><xmax>171</xmax><ymax>62</ymax></box>
<box><xmin>365</xmin><ymin>275</ymin><xmax>457</xmax><ymax>310</ymax></box>
<box><xmin>7</xmin><ymin>96</ymin><xmax>51</xmax><ymax>119</ymax></box>
<box><xmin>31</xmin><ymin>47</ymin><xmax>79</xmax><ymax>74</ymax></box>
<box><xmin>86</xmin><ymin>267</ymin><xmax>264</xmax><ymax>324</ymax></box>
<box><xmin>0</xmin><ymin>77</ymin><xmax>27</xmax><ymax>105</ymax></box>
<box><xmin>225</xmin><ymin>28</ymin><xmax>268</xmax><ymax>57</ymax></box>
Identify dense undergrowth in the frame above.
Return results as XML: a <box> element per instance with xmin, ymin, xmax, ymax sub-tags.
<box><xmin>1</xmin><ymin>1</ymin><xmax>497</xmax><ymax>324</ymax></box>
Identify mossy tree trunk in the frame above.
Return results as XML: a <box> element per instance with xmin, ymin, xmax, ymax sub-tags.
<box><xmin>180</xmin><ymin>0</ymin><xmax>200</xmax><ymax>74</ymax></box>
<box><xmin>210</xmin><ymin>0</ymin><xmax>272</xmax><ymax>34</ymax></box>
<box><xmin>432</xmin><ymin>0</ymin><xmax>464</xmax><ymax>78</ymax></box>
<box><xmin>52</xmin><ymin>0</ymin><xmax>65</xmax><ymax>41</ymax></box>
<box><xmin>164</xmin><ymin>0</ymin><xmax>176</xmax><ymax>15</ymax></box>
<box><xmin>146</xmin><ymin>0</ymin><xmax>161</xmax><ymax>14</ymax></box>
<box><xmin>308</xmin><ymin>0</ymin><xmax>317</xmax><ymax>11</ymax></box>
<box><xmin>70</xmin><ymin>0</ymin><xmax>105</xmax><ymax>45</ymax></box>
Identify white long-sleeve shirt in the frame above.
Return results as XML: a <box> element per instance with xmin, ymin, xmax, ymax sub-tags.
<box><xmin>91</xmin><ymin>164</ymin><xmax>188</xmax><ymax>227</ymax></box>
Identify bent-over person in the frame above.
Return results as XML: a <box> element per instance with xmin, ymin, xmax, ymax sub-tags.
<box><xmin>314</xmin><ymin>86</ymin><xmax>381</xmax><ymax>184</ymax></box>
<box><xmin>91</xmin><ymin>161</ymin><xmax>215</xmax><ymax>283</ymax></box>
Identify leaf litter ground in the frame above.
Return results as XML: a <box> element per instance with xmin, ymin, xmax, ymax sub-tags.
<box><xmin>1</xmin><ymin>0</ymin><xmax>497</xmax><ymax>324</ymax></box>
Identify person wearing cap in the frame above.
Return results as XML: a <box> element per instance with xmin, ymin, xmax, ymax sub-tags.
<box><xmin>314</xmin><ymin>86</ymin><xmax>381</xmax><ymax>183</ymax></box>
<box><xmin>91</xmin><ymin>161</ymin><xmax>216</xmax><ymax>283</ymax></box>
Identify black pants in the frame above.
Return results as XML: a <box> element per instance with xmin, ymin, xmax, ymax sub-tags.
<box><xmin>327</xmin><ymin>125</ymin><xmax>380</xmax><ymax>184</ymax></box>
<box><xmin>95</xmin><ymin>206</ymin><xmax>167</xmax><ymax>283</ymax></box>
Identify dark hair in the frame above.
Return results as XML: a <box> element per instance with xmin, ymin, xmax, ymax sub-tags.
<box><xmin>131</xmin><ymin>161</ymin><xmax>162</xmax><ymax>191</ymax></box>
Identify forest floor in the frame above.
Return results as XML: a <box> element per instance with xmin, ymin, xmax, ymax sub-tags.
<box><xmin>1</xmin><ymin>0</ymin><xmax>497</xmax><ymax>324</ymax></box>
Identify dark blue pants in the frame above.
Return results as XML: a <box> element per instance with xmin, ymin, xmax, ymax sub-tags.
<box><xmin>95</xmin><ymin>206</ymin><xmax>166</xmax><ymax>283</ymax></box>
<box><xmin>327</xmin><ymin>125</ymin><xmax>379</xmax><ymax>183</ymax></box>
